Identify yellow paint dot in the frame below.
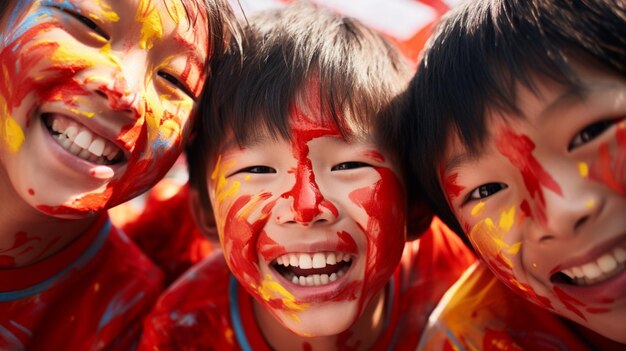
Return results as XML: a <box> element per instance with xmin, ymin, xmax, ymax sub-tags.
<box><xmin>471</xmin><ymin>202</ymin><xmax>485</xmax><ymax>216</ymax></box>
<box><xmin>585</xmin><ymin>200</ymin><xmax>595</xmax><ymax>208</ymax></box>
<box><xmin>245</xmin><ymin>175</ymin><xmax>251</xmax><ymax>181</ymax></box>
<box><xmin>578</xmin><ymin>162</ymin><xmax>589</xmax><ymax>178</ymax></box>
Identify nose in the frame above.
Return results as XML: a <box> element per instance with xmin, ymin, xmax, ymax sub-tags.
<box><xmin>527</xmin><ymin>169</ymin><xmax>605</xmax><ymax>243</ymax></box>
<box><xmin>275</xmin><ymin>168</ymin><xmax>339</xmax><ymax>226</ymax></box>
<box><xmin>81</xmin><ymin>52</ymin><xmax>145</xmax><ymax>120</ymax></box>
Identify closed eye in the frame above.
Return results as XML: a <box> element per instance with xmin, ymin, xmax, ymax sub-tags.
<box><xmin>331</xmin><ymin>161</ymin><xmax>371</xmax><ymax>171</ymax></box>
<box><xmin>55</xmin><ymin>7</ymin><xmax>110</xmax><ymax>40</ymax></box>
<box><xmin>465</xmin><ymin>183</ymin><xmax>507</xmax><ymax>203</ymax></box>
<box><xmin>158</xmin><ymin>71</ymin><xmax>196</xmax><ymax>99</ymax></box>
<box><xmin>236</xmin><ymin>165</ymin><xmax>276</xmax><ymax>174</ymax></box>
<box><xmin>568</xmin><ymin>119</ymin><xmax>616</xmax><ymax>151</ymax></box>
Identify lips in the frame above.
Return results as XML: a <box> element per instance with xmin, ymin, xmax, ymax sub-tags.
<box><xmin>42</xmin><ymin>113</ymin><xmax>124</xmax><ymax>165</ymax></box>
<box><xmin>553</xmin><ymin>243</ymin><xmax>626</xmax><ymax>286</ymax></box>
<box><xmin>273</xmin><ymin>252</ymin><xmax>353</xmax><ymax>287</ymax></box>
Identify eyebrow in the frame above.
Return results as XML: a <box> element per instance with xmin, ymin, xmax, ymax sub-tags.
<box><xmin>443</xmin><ymin>151</ymin><xmax>478</xmax><ymax>175</ymax></box>
<box><xmin>537</xmin><ymin>85</ymin><xmax>585</xmax><ymax>121</ymax></box>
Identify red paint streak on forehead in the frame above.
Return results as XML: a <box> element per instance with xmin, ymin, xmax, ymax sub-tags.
<box><xmin>496</xmin><ymin>128</ymin><xmax>563</xmax><ymax>225</ymax></box>
<box><xmin>281</xmin><ymin>104</ymin><xmax>341</xmax><ymax>223</ymax></box>
<box><xmin>553</xmin><ymin>287</ymin><xmax>587</xmax><ymax>321</ymax></box>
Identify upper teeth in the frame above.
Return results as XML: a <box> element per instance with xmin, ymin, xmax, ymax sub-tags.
<box><xmin>561</xmin><ymin>245</ymin><xmax>626</xmax><ymax>285</ymax></box>
<box><xmin>48</xmin><ymin>115</ymin><xmax>121</xmax><ymax>164</ymax></box>
<box><xmin>275</xmin><ymin>252</ymin><xmax>351</xmax><ymax>269</ymax></box>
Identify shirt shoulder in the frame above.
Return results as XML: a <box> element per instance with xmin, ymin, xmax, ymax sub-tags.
<box><xmin>417</xmin><ymin>263</ymin><xmax>593</xmax><ymax>351</ymax></box>
<box><xmin>139</xmin><ymin>252</ymin><xmax>239</xmax><ymax>351</ymax></box>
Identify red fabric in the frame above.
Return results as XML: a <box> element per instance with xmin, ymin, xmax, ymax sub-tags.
<box><xmin>138</xmin><ymin>218</ymin><xmax>475</xmax><ymax>350</ymax></box>
<box><xmin>0</xmin><ymin>215</ymin><xmax>164</xmax><ymax>350</ymax></box>
<box><xmin>122</xmin><ymin>182</ymin><xmax>215</xmax><ymax>285</ymax></box>
<box><xmin>417</xmin><ymin>262</ymin><xmax>626</xmax><ymax>351</ymax></box>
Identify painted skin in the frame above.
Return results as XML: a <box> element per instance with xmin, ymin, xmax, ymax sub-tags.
<box><xmin>201</xmin><ymin>93</ymin><xmax>407</xmax><ymax>346</ymax></box>
<box><xmin>441</xmin><ymin>61</ymin><xmax>626</xmax><ymax>343</ymax></box>
<box><xmin>0</xmin><ymin>0</ymin><xmax>207</xmax><ymax>266</ymax></box>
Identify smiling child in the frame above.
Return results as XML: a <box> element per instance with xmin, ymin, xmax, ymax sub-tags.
<box><xmin>404</xmin><ymin>0</ymin><xmax>626</xmax><ymax>349</ymax></box>
<box><xmin>0</xmin><ymin>0</ymin><xmax>239</xmax><ymax>348</ymax></box>
<box><xmin>139</xmin><ymin>3</ymin><xmax>475</xmax><ymax>350</ymax></box>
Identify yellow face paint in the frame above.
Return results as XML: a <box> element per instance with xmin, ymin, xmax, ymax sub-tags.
<box><xmin>578</xmin><ymin>162</ymin><xmax>589</xmax><ymax>178</ymax></box>
<box><xmin>3</xmin><ymin>116</ymin><xmax>25</xmax><ymax>153</ymax></box>
<box><xmin>471</xmin><ymin>201</ymin><xmax>485</xmax><ymax>216</ymax></box>
<box><xmin>258</xmin><ymin>274</ymin><xmax>308</xmax><ymax>321</ymax></box>
<box><xmin>93</xmin><ymin>0</ymin><xmax>120</xmax><ymax>22</ymax></box>
<box><xmin>136</xmin><ymin>0</ymin><xmax>163</xmax><ymax>50</ymax></box>
<box><xmin>498</xmin><ymin>205</ymin><xmax>516</xmax><ymax>232</ymax></box>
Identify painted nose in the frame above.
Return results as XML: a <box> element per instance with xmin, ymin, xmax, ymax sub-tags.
<box><xmin>276</xmin><ymin>168</ymin><xmax>338</xmax><ymax>226</ymax></box>
<box><xmin>528</xmin><ymin>172</ymin><xmax>605</xmax><ymax>243</ymax></box>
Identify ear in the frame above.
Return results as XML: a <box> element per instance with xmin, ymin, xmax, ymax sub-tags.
<box><xmin>406</xmin><ymin>199</ymin><xmax>434</xmax><ymax>241</ymax></box>
<box><xmin>189</xmin><ymin>187</ymin><xmax>219</xmax><ymax>240</ymax></box>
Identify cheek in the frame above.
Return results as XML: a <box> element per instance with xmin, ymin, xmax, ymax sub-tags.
<box><xmin>588</xmin><ymin>124</ymin><xmax>626</xmax><ymax>196</ymax></box>
<box><xmin>349</xmin><ymin>168</ymin><xmax>405</xmax><ymax>298</ymax></box>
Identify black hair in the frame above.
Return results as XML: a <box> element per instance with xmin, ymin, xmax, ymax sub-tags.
<box><xmin>403</xmin><ymin>0</ymin><xmax>626</xmax><ymax>239</ymax></box>
<box><xmin>187</xmin><ymin>1</ymin><xmax>412</xmax><ymax>209</ymax></box>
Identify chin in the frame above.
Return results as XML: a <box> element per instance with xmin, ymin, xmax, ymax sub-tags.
<box><xmin>278</xmin><ymin>301</ymin><xmax>358</xmax><ymax>337</ymax></box>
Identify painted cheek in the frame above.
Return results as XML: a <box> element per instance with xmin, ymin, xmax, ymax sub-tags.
<box><xmin>496</xmin><ymin>128</ymin><xmax>563</xmax><ymax>225</ymax></box>
<box><xmin>588</xmin><ymin>124</ymin><xmax>626</xmax><ymax>196</ymax></box>
<box><xmin>348</xmin><ymin>168</ymin><xmax>405</xmax><ymax>311</ymax></box>
<box><xmin>440</xmin><ymin>163</ymin><xmax>465</xmax><ymax>203</ymax></box>
<box><xmin>469</xmin><ymin>206</ymin><xmax>552</xmax><ymax>309</ymax></box>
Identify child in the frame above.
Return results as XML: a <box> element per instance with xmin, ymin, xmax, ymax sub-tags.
<box><xmin>0</xmin><ymin>0</ymin><xmax>239</xmax><ymax>349</ymax></box>
<box><xmin>139</xmin><ymin>3</ymin><xmax>475</xmax><ymax>350</ymax></box>
<box><xmin>403</xmin><ymin>0</ymin><xmax>626</xmax><ymax>348</ymax></box>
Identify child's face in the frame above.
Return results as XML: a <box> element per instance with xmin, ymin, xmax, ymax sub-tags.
<box><xmin>205</xmin><ymin>93</ymin><xmax>407</xmax><ymax>337</ymax></box>
<box><xmin>440</xmin><ymin>62</ymin><xmax>626</xmax><ymax>342</ymax></box>
<box><xmin>0</xmin><ymin>0</ymin><xmax>207</xmax><ymax>217</ymax></box>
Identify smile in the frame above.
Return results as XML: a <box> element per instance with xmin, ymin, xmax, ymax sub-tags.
<box><xmin>273</xmin><ymin>252</ymin><xmax>353</xmax><ymax>287</ymax></box>
<box><xmin>43</xmin><ymin>113</ymin><xmax>124</xmax><ymax>165</ymax></box>
<box><xmin>557</xmin><ymin>244</ymin><xmax>626</xmax><ymax>286</ymax></box>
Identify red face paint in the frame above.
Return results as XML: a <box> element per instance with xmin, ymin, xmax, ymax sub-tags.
<box><xmin>496</xmin><ymin>128</ymin><xmax>563</xmax><ymax>225</ymax></box>
<box><xmin>440</xmin><ymin>163</ymin><xmax>465</xmax><ymax>202</ymax></box>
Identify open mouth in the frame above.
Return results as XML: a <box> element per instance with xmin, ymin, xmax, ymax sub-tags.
<box><xmin>551</xmin><ymin>245</ymin><xmax>626</xmax><ymax>286</ymax></box>
<box><xmin>273</xmin><ymin>252</ymin><xmax>353</xmax><ymax>287</ymax></box>
<box><xmin>43</xmin><ymin>113</ymin><xmax>124</xmax><ymax>165</ymax></box>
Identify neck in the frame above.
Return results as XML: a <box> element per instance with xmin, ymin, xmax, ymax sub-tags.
<box><xmin>255</xmin><ymin>289</ymin><xmax>387</xmax><ymax>351</ymax></box>
<box><xmin>0</xmin><ymin>168</ymin><xmax>97</xmax><ymax>268</ymax></box>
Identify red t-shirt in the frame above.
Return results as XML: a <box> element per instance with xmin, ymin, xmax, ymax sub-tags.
<box><xmin>139</xmin><ymin>218</ymin><xmax>475</xmax><ymax>350</ymax></box>
<box><xmin>416</xmin><ymin>262</ymin><xmax>626</xmax><ymax>351</ymax></box>
<box><xmin>0</xmin><ymin>215</ymin><xmax>164</xmax><ymax>350</ymax></box>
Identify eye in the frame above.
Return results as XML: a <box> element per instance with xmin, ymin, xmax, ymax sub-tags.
<box><xmin>331</xmin><ymin>161</ymin><xmax>370</xmax><ymax>171</ymax></box>
<box><xmin>568</xmin><ymin>119</ymin><xmax>615</xmax><ymax>151</ymax></box>
<box><xmin>158</xmin><ymin>71</ymin><xmax>195</xmax><ymax>99</ymax></box>
<box><xmin>466</xmin><ymin>183</ymin><xmax>507</xmax><ymax>202</ymax></box>
<box><xmin>57</xmin><ymin>7</ymin><xmax>110</xmax><ymax>40</ymax></box>
<box><xmin>237</xmin><ymin>166</ymin><xmax>276</xmax><ymax>174</ymax></box>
